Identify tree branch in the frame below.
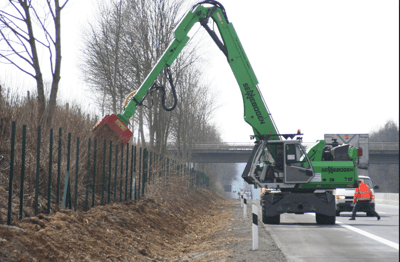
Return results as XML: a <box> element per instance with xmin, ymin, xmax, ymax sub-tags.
<box><xmin>60</xmin><ymin>0</ymin><xmax>70</xmax><ymax>9</ymax></box>
<box><xmin>0</xmin><ymin>10</ymin><xmax>24</xmax><ymax>23</ymax></box>
<box><xmin>0</xmin><ymin>53</ymin><xmax>35</xmax><ymax>78</ymax></box>
<box><xmin>31</xmin><ymin>5</ymin><xmax>55</xmax><ymax>43</ymax></box>
<box><xmin>46</xmin><ymin>0</ymin><xmax>56</xmax><ymax>19</ymax></box>
<box><xmin>0</xmin><ymin>29</ymin><xmax>34</xmax><ymax>67</ymax></box>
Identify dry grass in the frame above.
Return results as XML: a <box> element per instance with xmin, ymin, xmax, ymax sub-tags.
<box><xmin>0</xmin><ymin>87</ymin><xmax>249</xmax><ymax>262</ymax></box>
<box><xmin>0</xmin><ymin>87</ymin><xmax>204</xmax><ymax>224</ymax></box>
<box><xmin>0</xmin><ymin>186</ymin><xmax>237</xmax><ymax>261</ymax></box>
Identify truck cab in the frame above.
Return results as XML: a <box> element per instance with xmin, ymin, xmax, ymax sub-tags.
<box><xmin>334</xmin><ymin>175</ymin><xmax>379</xmax><ymax>216</ymax></box>
<box><xmin>244</xmin><ymin>139</ymin><xmax>315</xmax><ymax>190</ymax></box>
<box><xmin>243</xmin><ymin>135</ymin><xmax>360</xmax><ymax>225</ymax></box>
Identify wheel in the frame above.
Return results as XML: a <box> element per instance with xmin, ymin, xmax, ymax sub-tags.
<box><xmin>263</xmin><ymin>214</ymin><xmax>280</xmax><ymax>224</ymax></box>
<box><xmin>262</xmin><ymin>212</ymin><xmax>268</xmax><ymax>224</ymax></box>
<box><xmin>261</xmin><ymin>200</ymin><xmax>268</xmax><ymax>224</ymax></box>
<box><xmin>316</xmin><ymin>213</ymin><xmax>336</xmax><ymax>225</ymax></box>
<box><xmin>335</xmin><ymin>210</ymin><xmax>341</xmax><ymax>216</ymax></box>
<box><xmin>261</xmin><ymin>198</ymin><xmax>280</xmax><ymax>224</ymax></box>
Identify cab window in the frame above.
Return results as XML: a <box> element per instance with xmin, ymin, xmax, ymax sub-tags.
<box><xmin>361</xmin><ymin>178</ymin><xmax>372</xmax><ymax>188</ymax></box>
<box><xmin>285</xmin><ymin>144</ymin><xmax>311</xmax><ymax>168</ymax></box>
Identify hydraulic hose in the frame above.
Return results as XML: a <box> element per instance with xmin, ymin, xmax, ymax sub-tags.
<box><xmin>161</xmin><ymin>66</ymin><xmax>178</xmax><ymax>111</ymax></box>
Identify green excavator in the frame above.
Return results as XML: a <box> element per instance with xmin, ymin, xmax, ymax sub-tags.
<box><xmin>94</xmin><ymin>0</ymin><xmax>361</xmax><ymax>225</ymax></box>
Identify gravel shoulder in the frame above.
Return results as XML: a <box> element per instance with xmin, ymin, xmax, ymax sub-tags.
<box><xmin>216</xmin><ymin>199</ymin><xmax>287</xmax><ymax>262</ymax></box>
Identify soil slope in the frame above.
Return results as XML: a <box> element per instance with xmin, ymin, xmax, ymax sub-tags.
<box><xmin>0</xmin><ymin>188</ymin><xmax>237</xmax><ymax>261</ymax></box>
<box><xmin>0</xmin><ymin>188</ymin><xmax>287</xmax><ymax>261</ymax></box>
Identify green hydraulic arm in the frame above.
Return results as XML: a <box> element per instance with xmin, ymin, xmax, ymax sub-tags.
<box><xmin>115</xmin><ymin>0</ymin><xmax>280</xmax><ymax>141</ymax></box>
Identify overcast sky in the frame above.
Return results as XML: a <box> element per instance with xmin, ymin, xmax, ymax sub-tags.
<box><xmin>203</xmin><ymin>0</ymin><xmax>399</xmax><ymax>143</ymax></box>
<box><xmin>1</xmin><ymin>0</ymin><xmax>398</xmax><ymax>143</ymax></box>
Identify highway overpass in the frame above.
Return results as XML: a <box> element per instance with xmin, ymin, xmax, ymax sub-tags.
<box><xmin>168</xmin><ymin>142</ymin><xmax>399</xmax><ymax>164</ymax></box>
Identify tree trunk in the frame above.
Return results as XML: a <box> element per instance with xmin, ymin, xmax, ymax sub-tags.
<box><xmin>43</xmin><ymin>0</ymin><xmax>63</xmax><ymax>126</ymax></box>
<box><xmin>21</xmin><ymin>1</ymin><xmax>46</xmax><ymax>123</ymax></box>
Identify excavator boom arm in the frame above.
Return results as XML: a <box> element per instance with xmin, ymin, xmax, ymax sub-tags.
<box><xmin>118</xmin><ymin>1</ymin><xmax>279</xmax><ymax>139</ymax></box>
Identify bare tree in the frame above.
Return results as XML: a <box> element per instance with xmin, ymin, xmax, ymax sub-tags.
<box><xmin>81</xmin><ymin>0</ymin><xmax>131</xmax><ymax>114</ymax></box>
<box><xmin>171</xmin><ymin>64</ymin><xmax>220</xmax><ymax>154</ymax></box>
<box><xmin>82</xmin><ymin>0</ymin><xmax>197</xmax><ymax>146</ymax></box>
<box><xmin>81</xmin><ymin>0</ymin><xmax>223</xmax><ymax>163</ymax></box>
<box><xmin>370</xmin><ymin>120</ymin><xmax>399</xmax><ymax>142</ymax></box>
<box><xmin>0</xmin><ymin>0</ymin><xmax>70</xmax><ymax>125</ymax></box>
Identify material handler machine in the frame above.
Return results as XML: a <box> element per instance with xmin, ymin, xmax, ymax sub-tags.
<box><xmin>94</xmin><ymin>0</ymin><xmax>361</xmax><ymax>224</ymax></box>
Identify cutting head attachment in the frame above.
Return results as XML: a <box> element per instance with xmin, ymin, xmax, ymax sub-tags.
<box><xmin>93</xmin><ymin>114</ymin><xmax>133</xmax><ymax>145</ymax></box>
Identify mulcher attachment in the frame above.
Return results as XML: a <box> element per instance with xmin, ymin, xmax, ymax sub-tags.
<box><xmin>93</xmin><ymin>114</ymin><xmax>133</xmax><ymax>145</ymax></box>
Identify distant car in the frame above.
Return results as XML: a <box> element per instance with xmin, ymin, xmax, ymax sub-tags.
<box><xmin>334</xmin><ymin>175</ymin><xmax>379</xmax><ymax>216</ymax></box>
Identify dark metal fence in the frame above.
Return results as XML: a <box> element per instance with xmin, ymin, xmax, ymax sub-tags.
<box><xmin>4</xmin><ymin>121</ymin><xmax>209</xmax><ymax>225</ymax></box>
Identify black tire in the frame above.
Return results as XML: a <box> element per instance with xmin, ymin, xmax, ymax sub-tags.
<box><xmin>261</xmin><ymin>199</ymin><xmax>268</xmax><ymax>224</ymax></box>
<box><xmin>261</xmin><ymin>197</ymin><xmax>280</xmax><ymax>224</ymax></box>
<box><xmin>263</xmin><ymin>215</ymin><xmax>280</xmax><ymax>224</ymax></box>
<box><xmin>316</xmin><ymin>213</ymin><xmax>336</xmax><ymax>225</ymax></box>
<box><xmin>335</xmin><ymin>210</ymin><xmax>341</xmax><ymax>216</ymax></box>
<box><xmin>262</xmin><ymin>212</ymin><xmax>268</xmax><ymax>224</ymax></box>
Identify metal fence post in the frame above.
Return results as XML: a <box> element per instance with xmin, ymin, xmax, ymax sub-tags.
<box><xmin>108</xmin><ymin>141</ymin><xmax>112</xmax><ymax>203</ymax></box>
<box><xmin>129</xmin><ymin>145</ymin><xmax>133</xmax><ymax>200</ymax></box>
<box><xmin>7</xmin><ymin>122</ymin><xmax>16</xmax><ymax>225</ymax></box>
<box><xmin>19</xmin><ymin>125</ymin><xmax>26</xmax><ymax>220</ymax></box>
<box><xmin>132</xmin><ymin>145</ymin><xmax>137</xmax><ymax>200</ymax></box>
<box><xmin>149</xmin><ymin>151</ymin><xmax>153</xmax><ymax>183</ymax></box>
<box><xmin>142</xmin><ymin>148</ymin><xmax>147</xmax><ymax>197</ymax></box>
<box><xmin>92</xmin><ymin>138</ymin><xmax>97</xmax><ymax>207</ymax></box>
<box><xmin>47</xmin><ymin>129</ymin><xmax>53</xmax><ymax>214</ymax></box>
<box><xmin>138</xmin><ymin>147</ymin><xmax>142</xmax><ymax>199</ymax></box>
<box><xmin>159</xmin><ymin>155</ymin><xmax>163</xmax><ymax>183</ymax></box>
<box><xmin>56</xmin><ymin>128</ymin><xmax>62</xmax><ymax>206</ymax></box>
<box><xmin>74</xmin><ymin>137</ymin><xmax>80</xmax><ymax>211</ymax></box>
<box><xmin>125</xmin><ymin>143</ymin><xmax>129</xmax><ymax>201</ymax></box>
<box><xmin>120</xmin><ymin>143</ymin><xmax>124</xmax><ymax>202</ymax></box>
<box><xmin>85</xmin><ymin>138</ymin><xmax>91</xmax><ymax>211</ymax></box>
<box><xmin>114</xmin><ymin>145</ymin><xmax>118</xmax><ymax>200</ymax></box>
<box><xmin>67</xmin><ymin>133</ymin><xmax>72</xmax><ymax>209</ymax></box>
<box><xmin>101</xmin><ymin>140</ymin><xmax>106</xmax><ymax>205</ymax></box>
<box><xmin>166</xmin><ymin>158</ymin><xmax>170</xmax><ymax>185</ymax></box>
<box><xmin>62</xmin><ymin>133</ymin><xmax>72</xmax><ymax>209</ymax></box>
<box><xmin>34</xmin><ymin>126</ymin><xmax>41</xmax><ymax>216</ymax></box>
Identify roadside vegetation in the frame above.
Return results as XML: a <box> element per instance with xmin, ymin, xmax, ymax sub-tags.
<box><xmin>0</xmin><ymin>0</ymin><xmax>239</xmax><ymax>216</ymax></box>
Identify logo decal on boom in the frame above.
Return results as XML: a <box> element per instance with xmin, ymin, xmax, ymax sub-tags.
<box><xmin>244</xmin><ymin>83</ymin><xmax>265</xmax><ymax>124</ymax></box>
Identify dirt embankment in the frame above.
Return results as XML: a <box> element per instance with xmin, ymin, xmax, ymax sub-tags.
<box><xmin>0</xmin><ymin>187</ymin><xmax>236</xmax><ymax>261</ymax></box>
<box><xmin>0</xmin><ymin>186</ymin><xmax>288</xmax><ymax>262</ymax></box>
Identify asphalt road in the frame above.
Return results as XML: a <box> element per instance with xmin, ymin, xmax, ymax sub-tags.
<box><xmin>250</xmin><ymin>201</ymin><xmax>399</xmax><ymax>262</ymax></box>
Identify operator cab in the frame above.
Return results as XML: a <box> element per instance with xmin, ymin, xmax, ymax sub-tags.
<box><xmin>242</xmin><ymin>138</ymin><xmax>315</xmax><ymax>189</ymax></box>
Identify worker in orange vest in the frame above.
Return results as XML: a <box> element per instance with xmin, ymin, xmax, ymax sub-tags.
<box><xmin>349</xmin><ymin>180</ymin><xmax>380</xmax><ymax>220</ymax></box>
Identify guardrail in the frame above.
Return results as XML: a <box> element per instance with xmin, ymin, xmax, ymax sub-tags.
<box><xmin>192</xmin><ymin>143</ymin><xmax>254</xmax><ymax>150</ymax></box>
<box><xmin>375</xmin><ymin>193</ymin><xmax>399</xmax><ymax>206</ymax></box>
<box><xmin>369</xmin><ymin>142</ymin><xmax>399</xmax><ymax>151</ymax></box>
<box><xmin>174</xmin><ymin>142</ymin><xmax>399</xmax><ymax>151</ymax></box>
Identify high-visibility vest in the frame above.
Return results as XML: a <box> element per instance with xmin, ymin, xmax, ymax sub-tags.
<box><xmin>353</xmin><ymin>182</ymin><xmax>372</xmax><ymax>203</ymax></box>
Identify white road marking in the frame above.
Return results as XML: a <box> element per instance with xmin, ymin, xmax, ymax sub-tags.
<box><xmin>336</xmin><ymin>221</ymin><xmax>399</xmax><ymax>250</ymax></box>
<box><xmin>308</xmin><ymin>213</ymin><xmax>399</xmax><ymax>250</ymax></box>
